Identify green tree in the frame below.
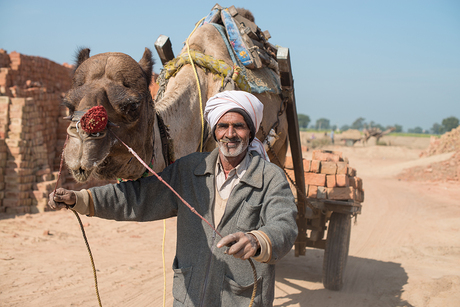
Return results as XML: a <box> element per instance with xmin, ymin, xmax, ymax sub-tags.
<box><xmin>315</xmin><ymin>118</ymin><xmax>330</xmax><ymax>130</ymax></box>
<box><xmin>408</xmin><ymin>127</ymin><xmax>423</xmax><ymax>134</ymax></box>
<box><xmin>340</xmin><ymin>124</ymin><xmax>350</xmax><ymax>131</ymax></box>
<box><xmin>351</xmin><ymin>117</ymin><xmax>366</xmax><ymax>130</ymax></box>
<box><xmin>297</xmin><ymin>114</ymin><xmax>310</xmax><ymax>129</ymax></box>
<box><xmin>442</xmin><ymin>116</ymin><xmax>459</xmax><ymax>132</ymax></box>
<box><xmin>393</xmin><ymin>124</ymin><xmax>403</xmax><ymax>133</ymax></box>
<box><xmin>431</xmin><ymin>123</ymin><xmax>444</xmax><ymax>135</ymax></box>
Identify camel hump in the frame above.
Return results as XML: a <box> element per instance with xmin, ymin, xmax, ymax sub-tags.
<box><xmin>199</xmin><ymin>4</ymin><xmax>278</xmax><ymax>72</ymax></box>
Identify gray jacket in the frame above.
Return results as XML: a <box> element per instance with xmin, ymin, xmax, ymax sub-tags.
<box><xmin>89</xmin><ymin>148</ymin><xmax>298</xmax><ymax>306</ymax></box>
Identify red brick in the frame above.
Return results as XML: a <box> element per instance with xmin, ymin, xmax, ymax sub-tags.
<box><xmin>284</xmin><ymin>156</ymin><xmax>294</xmax><ymax>169</ymax></box>
<box><xmin>310</xmin><ymin>160</ymin><xmax>321</xmax><ymax>173</ymax></box>
<box><xmin>349</xmin><ymin>176</ymin><xmax>363</xmax><ymax>190</ymax></box>
<box><xmin>31</xmin><ymin>190</ymin><xmax>48</xmax><ymax>199</ymax></box>
<box><xmin>303</xmin><ymin>159</ymin><xmax>311</xmax><ymax>172</ymax></box>
<box><xmin>285</xmin><ymin>169</ymin><xmax>295</xmax><ymax>181</ymax></box>
<box><xmin>336</xmin><ymin>174</ymin><xmax>349</xmax><ymax>187</ymax></box>
<box><xmin>5</xmin><ymin>138</ymin><xmax>27</xmax><ymax>147</ymax></box>
<box><xmin>304</xmin><ymin>173</ymin><xmax>326</xmax><ymax>186</ymax></box>
<box><xmin>307</xmin><ymin>185</ymin><xmax>318</xmax><ymax>198</ymax></box>
<box><xmin>5</xmin><ymin>167</ymin><xmax>33</xmax><ymax>176</ymax></box>
<box><xmin>354</xmin><ymin>188</ymin><xmax>365</xmax><ymax>202</ymax></box>
<box><xmin>8</xmin><ymin>146</ymin><xmax>31</xmax><ymax>155</ymax></box>
<box><xmin>336</xmin><ymin>162</ymin><xmax>348</xmax><ymax>174</ymax></box>
<box><xmin>0</xmin><ymin>96</ymin><xmax>10</xmax><ymax>104</ymax></box>
<box><xmin>0</xmin><ymin>104</ymin><xmax>9</xmax><ymax>112</ymax></box>
<box><xmin>11</xmin><ymin>97</ymin><xmax>34</xmax><ymax>106</ymax></box>
<box><xmin>320</xmin><ymin>162</ymin><xmax>337</xmax><ymax>174</ymax></box>
<box><xmin>5</xmin><ymin>190</ymin><xmax>29</xmax><ymax>199</ymax></box>
<box><xmin>2</xmin><ymin>198</ymin><xmax>22</xmax><ymax>207</ymax></box>
<box><xmin>34</xmin><ymin>180</ymin><xmax>57</xmax><ymax>192</ymax></box>
<box><xmin>312</xmin><ymin>150</ymin><xmax>343</xmax><ymax>162</ymax></box>
<box><xmin>35</xmin><ymin>168</ymin><xmax>51</xmax><ymax>176</ymax></box>
<box><xmin>326</xmin><ymin>175</ymin><xmax>336</xmax><ymax>187</ymax></box>
<box><xmin>327</xmin><ymin>187</ymin><xmax>354</xmax><ymax>200</ymax></box>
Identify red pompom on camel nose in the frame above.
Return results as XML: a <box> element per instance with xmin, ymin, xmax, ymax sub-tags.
<box><xmin>80</xmin><ymin>105</ymin><xmax>108</xmax><ymax>134</ymax></box>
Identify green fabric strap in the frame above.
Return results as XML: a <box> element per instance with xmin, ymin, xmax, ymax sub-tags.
<box><xmin>163</xmin><ymin>50</ymin><xmax>251</xmax><ymax>92</ymax></box>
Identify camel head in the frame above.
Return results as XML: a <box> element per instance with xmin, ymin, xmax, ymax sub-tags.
<box><xmin>62</xmin><ymin>48</ymin><xmax>155</xmax><ymax>182</ymax></box>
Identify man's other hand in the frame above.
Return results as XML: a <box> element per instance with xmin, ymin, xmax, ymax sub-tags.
<box><xmin>217</xmin><ymin>232</ymin><xmax>260</xmax><ymax>260</ymax></box>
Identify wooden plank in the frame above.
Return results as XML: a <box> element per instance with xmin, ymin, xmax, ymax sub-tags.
<box><xmin>154</xmin><ymin>35</ymin><xmax>175</xmax><ymax>66</ymax></box>
<box><xmin>278</xmin><ymin>47</ymin><xmax>308</xmax><ymax>257</ymax></box>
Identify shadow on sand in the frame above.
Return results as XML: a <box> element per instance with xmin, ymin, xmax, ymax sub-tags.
<box><xmin>275</xmin><ymin>249</ymin><xmax>414</xmax><ymax>307</ymax></box>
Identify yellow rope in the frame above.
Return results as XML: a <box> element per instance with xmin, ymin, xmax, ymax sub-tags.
<box><xmin>71</xmin><ymin>209</ymin><xmax>102</xmax><ymax>307</ymax></box>
<box><xmin>186</xmin><ymin>17</ymin><xmax>206</xmax><ymax>152</ymax></box>
<box><xmin>162</xmin><ymin>219</ymin><xmax>166</xmax><ymax>307</ymax></box>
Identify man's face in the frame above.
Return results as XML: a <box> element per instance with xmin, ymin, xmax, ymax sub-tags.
<box><xmin>215</xmin><ymin>112</ymin><xmax>251</xmax><ymax>158</ymax></box>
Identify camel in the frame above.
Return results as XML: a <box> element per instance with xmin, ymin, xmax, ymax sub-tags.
<box><xmin>62</xmin><ymin>8</ymin><xmax>288</xmax><ymax>182</ymax></box>
<box><xmin>363</xmin><ymin>126</ymin><xmax>396</xmax><ymax>144</ymax></box>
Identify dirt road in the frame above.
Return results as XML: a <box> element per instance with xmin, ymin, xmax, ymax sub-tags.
<box><xmin>1</xmin><ymin>145</ymin><xmax>459</xmax><ymax>306</ymax></box>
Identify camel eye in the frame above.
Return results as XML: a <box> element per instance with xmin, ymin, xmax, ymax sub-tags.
<box><xmin>124</xmin><ymin>102</ymin><xmax>140</xmax><ymax>116</ymax></box>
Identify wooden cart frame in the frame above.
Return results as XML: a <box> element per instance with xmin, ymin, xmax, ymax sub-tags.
<box><xmin>279</xmin><ymin>47</ymin><xmax>362</xmax><ymax>291</ymax></box>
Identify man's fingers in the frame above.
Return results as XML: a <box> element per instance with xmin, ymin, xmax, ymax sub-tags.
<box><xmin>217</xmin><ymin>233</ymin><xmax>239</xmax><ymax>248</ymax></box>
<box><xmin>48</xmin><ymin>188</ymin><xmax>75</xmax><ymax>210</ymax></box>
<box><xmin>217</xmin><ymin>232</ymin><xmax>258</xmax><ymax>260</ymax></box>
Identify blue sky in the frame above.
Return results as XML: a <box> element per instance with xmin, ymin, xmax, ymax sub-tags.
<box><xmin>1</xmin><ymin>0</ymin><xmax>459</xmax><ymax>131</ymax></box>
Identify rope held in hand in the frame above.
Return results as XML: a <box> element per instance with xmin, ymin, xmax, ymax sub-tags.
<box><xmin>53</xmin><ymin>135</ymin><xmax>103</xmax><ymax>307</ymax></box>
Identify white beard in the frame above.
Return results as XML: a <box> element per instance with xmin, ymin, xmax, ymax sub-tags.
<box><xmin>217</xmin><ymin>137</ymin><xmax>249</xmax><ymax>158</ymax></box>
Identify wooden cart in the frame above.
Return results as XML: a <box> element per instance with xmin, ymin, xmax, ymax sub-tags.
<box><xmin>279</xmin><ymin>48</ymin><xmax>362</xmax><ymax>291</ymax></box>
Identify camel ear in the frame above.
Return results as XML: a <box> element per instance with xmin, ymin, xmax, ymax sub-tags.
<box><xmin>139</xmin><ymin>48</ymin><xmax>154</xmax><ymax>86</ymax></box>
<box><xmin>75</xmin><ymin>48</ymin><xmax>91</xmax><ymax>69</ymax></box>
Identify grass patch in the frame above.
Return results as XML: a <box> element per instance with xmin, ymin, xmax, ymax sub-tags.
<box><xmin>388</xmin><ymin>133</ymin><xmax>433</xmax><ymax>138</ymax></box>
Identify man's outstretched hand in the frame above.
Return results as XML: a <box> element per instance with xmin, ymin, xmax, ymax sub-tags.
<box><xmin>48</xmin><ymin>188</ymin><xmax>76</xmax><ymax>210</ymax></box>
<box><xmin>217</xmin><ymin>232</ymin><xmax>260</xmax><ymax>260</ymax></box>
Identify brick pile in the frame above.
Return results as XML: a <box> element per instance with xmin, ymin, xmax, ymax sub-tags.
<box><xmin>0</xmin><ymin>49</ymin><xmax>73</xmax><ymax>97</ymax></box>
<box><xmin>0</xmin><ymin>50</ymin><xmax>112</xmax><ymax>214</ymax></box>
<box><xmin>285</xmin><ymin>150</ymin><xmax>364</xmax><ymax>203</ymax></box>
<box><xmin>420</xmin><ymin>126</ymin><xmax>460</xmax><ymax>157</ymax></box>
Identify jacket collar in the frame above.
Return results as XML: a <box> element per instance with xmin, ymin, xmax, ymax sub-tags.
<box><xmin>194</xmin><ymin>148</ymin><xmax>264</xmax><ymax>189</ymax></box>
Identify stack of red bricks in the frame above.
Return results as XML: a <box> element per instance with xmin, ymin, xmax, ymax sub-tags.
<box><xmin>0</xmin><ymin>50</ymin><xmax>117</xmax><ymax>214</ymax></box>
<box><xmin>285</xmin><ymin>150</ymin><xmax>364</xmax><ymax>202</ymax></box>
<box><xmin>1</xmin><ymin>96</ymin><xmax>58</xmax><ymax>213</ymax></box>
<box><xmin>1</xmin><ymin>49</ymin><xmax>73</xmax><ymax>97</ymax></box>
<box><xmin>0</xmin><ymin>48</ymin><xmax>73</xmax><ymax>214</ymax></box>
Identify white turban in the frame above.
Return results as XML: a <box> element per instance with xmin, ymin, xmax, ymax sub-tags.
<box><xmin>204</xmin><ymin>90</ymin><xmax>269</xmax><ymax>161</ymax></box>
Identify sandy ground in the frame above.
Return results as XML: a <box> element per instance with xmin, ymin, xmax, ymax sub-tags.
<box><xmin>1</xmin><ymin>144</ymin><xmax>459</xmax><ymax>306</ymax></box>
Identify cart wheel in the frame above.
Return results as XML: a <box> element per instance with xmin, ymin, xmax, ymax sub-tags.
<box><xmin>322</xmin><ymin>212</ymin><xmax>351</xmax><ymax>291</ymax></box>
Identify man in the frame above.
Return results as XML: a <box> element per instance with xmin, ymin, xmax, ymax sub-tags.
<box><xmin>49</xmin><ymin>90</ymin><xmax>297</xmax><ymax>306</ymax></box>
